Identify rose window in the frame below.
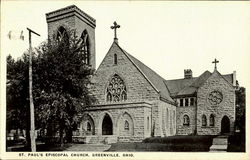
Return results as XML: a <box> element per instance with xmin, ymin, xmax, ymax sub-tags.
<box><xmin>106</xmin><ymin>74</ymin><xmax>127</xmax><ymax>102</ymax></box>
<box><xmin>207</xmin><ymin>90</ymin><xmax>223</xmax><ymax>105</ymax></box>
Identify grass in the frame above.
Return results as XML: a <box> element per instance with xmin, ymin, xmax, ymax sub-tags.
<box><xmin>9</xmin><ymin>143</ymin><xmax>72</xmax><ymax>152</ymax></box>
<box><xmin>108</xmin><ymin>135</ymin><xmax>216</xmax><ymax>152</ymax></box>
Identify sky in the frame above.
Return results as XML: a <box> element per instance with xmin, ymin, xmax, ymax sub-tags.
<box><xmin>1</xmin><ymin>1</ymin><xmax>250</xmax><ymax>87</ymax></box>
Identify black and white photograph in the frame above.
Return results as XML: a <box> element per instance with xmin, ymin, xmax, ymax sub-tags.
<box><xmin>1</xmin><ymin>1</ymin><xmax>248</xmax><ymax>160</ymax></box>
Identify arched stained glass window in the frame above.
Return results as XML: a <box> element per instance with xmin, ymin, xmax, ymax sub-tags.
<box><xmin>80</xmin><ymin>29</ymin><xmax>90</xmax><ymax>65</ymax></box>
<box><xmin>106</xmin><ymin>74</ymin><xmax>127</xmax><ymax>102</ymax></box>
<box><xmin>210</xmin><ymin>114</ymin><xmax>215</xmax><ymax>126</ymax></box>
<box><xmin>124</xmin><ymin>120</ymin><xmax>129</xmax><ymax>130</ymax></box>
<box><xmin>183</xmin><ymin>115</ymin><xmax>190</xmax><ymax>126</ymax></box>
<box><xmin>202</xmin><ymin>115</ymin><xmax>207</xmax><ymax>127</ymax></box>
<box><xmin>57</xmin><ymin>26</ymin><xmax>69</xmax><ymax>43</ymax></box>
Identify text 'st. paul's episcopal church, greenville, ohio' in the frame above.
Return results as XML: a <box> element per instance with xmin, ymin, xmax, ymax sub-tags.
<box><xmin>46</xmin><ymin>5</ymin><xmax>237</xmax><ymax>144</ymax></box>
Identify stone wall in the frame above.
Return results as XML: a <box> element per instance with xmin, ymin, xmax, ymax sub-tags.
<box><xmin>79</xmin><ymin>103</ymin><xmax>152</xmax><ymax>143</ymax></box>
<box><xmin>90</xmin><ymin>42</ymin><xmax>159</xmax><ymax>104</ymax></box>
<box><xmin>46</xmin><ymin>10</ymin><xmax>96</xmax><ymax>68</ymax></box>
<box><xmin>176</xmin><ymin>106</ymin><xmax>196</xmax><ymax>135</ymax></box>
<box><xmin>197</xmin><ymin>70</ymin><xmax>235</xmax><ymax>135</ymax></box>
<box><xmin>153</xmin><ymin>101</ymin><xmax>176</xmax><ymax>137</ymax></box>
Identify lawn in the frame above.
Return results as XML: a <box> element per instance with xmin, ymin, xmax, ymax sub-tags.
<box><xmin>9</xmin><ymin>143</ymin><xmax>72</xmax><ymax>152</ymax></box>
<box><xmin>108</xmin><ymin>135</ymin><xmax>216</xmax><ymax>152</ymax></box>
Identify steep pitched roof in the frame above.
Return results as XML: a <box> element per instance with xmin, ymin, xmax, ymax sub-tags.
<box><xmin>165</xmin><ymin>70</ymin><xmax>234</xmax><ymax>97</ymax></box>
<box><xmin>223</xmin><ymin>74</ymin><xmax>233</xmax><ymax>84</ymax></box>
<box><xmin>164</xmin><ymin>78</ymin><xmax>195</xmax><ymax>97</ymax></box>
<box><xmin>176</xmin><ymin>71</ymin><xmax>211</xmax><ymax>96</ymax></box>
<box><xmin>114</xmin><ymin>43</ymin><xmax>174</xmax><ymax>103</ymax></box>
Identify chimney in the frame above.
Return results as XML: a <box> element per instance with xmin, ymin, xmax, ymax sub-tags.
<box><xmin>233</xmin><ymin>71</ymin><xmax>236</xmax><ymax>86</ymax></box>
<box><xmin>184</xmin><ymin>69</ymin><xmax>193</xmax><ymax>79</ymax></box>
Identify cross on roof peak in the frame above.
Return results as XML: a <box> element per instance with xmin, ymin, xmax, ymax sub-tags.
<box><xmin>212</xmin><ymin>58</ymin><xmax>219</xmax><ymax>70</ymax></box>
<box><xmin>111</xmin><ymin>21</ymin><xmax>120</xmax><ymax>43</ymax></box>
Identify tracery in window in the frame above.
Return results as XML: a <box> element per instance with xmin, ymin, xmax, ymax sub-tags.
<box><xmin>57</xmin><ymin>26</ymin><xmax>69</xmax><ymax>43</ymax></box>
<box><xmin>106</xmin><ymin>74</ymin><xmax>127</xmax><ymax>102</ymax></box>
<box><xmin>80</xmin><ymin>29</ymin><xmax>90</xmax><ymax>65</ymax></box>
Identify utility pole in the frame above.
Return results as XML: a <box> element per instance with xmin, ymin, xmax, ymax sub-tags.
<box><xmin>27</xmin><ymin>28</ymin><xmax>40</xmax><ymax>152</ymax></box>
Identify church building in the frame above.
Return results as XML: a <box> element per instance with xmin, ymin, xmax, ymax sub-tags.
<box><xmin>46</xmin><ymin>5</ymin><xmax>236</xmax><ymax>144</ymax></box>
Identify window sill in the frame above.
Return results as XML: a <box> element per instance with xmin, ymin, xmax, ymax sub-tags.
<box><xmin>201</xmin><ymin>126</ymin><xmax>215</xmax><ymax>128</ymax></box>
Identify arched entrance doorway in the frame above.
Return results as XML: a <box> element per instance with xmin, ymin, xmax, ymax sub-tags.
<box><xmin>221</xmin><ymin>116</ymin><xmax>230</xmax><ymax>134</ymax></box>
<box><xmin>102</xmin><ymin>114</ymin><xmax>113</xmax><ymax>135</ymax></box>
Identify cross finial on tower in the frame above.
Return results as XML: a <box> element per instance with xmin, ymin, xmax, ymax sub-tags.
<box><xmin>212</xmin><ymin>58</ymin><xmax>219</xmax><ymax>70</ymax></box>
<box><xmin>111</xmin><ymin>21</ymin><xmax>120</xmax><ymax>43</ymax></box>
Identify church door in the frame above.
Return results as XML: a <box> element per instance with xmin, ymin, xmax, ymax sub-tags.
<box><xmin>221</xmin><ymin>116</ymin><xmax>230</xmax><ymax>134</ymax></box>
<box><xmin>102</xmin><ymin>114</ymin><xmax>113</xmax><ymax>135</ymax></box>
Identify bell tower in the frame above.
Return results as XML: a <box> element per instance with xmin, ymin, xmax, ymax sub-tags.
<box><xmin>46</xmin><ymin>5</ymin><xmax>96</xmax><ymax>69</ymax></box>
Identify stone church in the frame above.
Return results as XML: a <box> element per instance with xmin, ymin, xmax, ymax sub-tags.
<box><xmin>46</xmin><ymin>5</ymin><xmax>236</xmax><ymax>144</ymax></box>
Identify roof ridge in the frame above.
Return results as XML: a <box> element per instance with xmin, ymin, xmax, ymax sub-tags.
<box><xmin>212</xmin><ymin>70</ymin><xmax>234</xmax><ymax>88</ymax></box>
<box><xmin>115</xmin><ymin>43</ymin><xmax>160</xmax><ymax>93</ymax></box>
<box><xmin>114</xmin><ymin>42</ymin><xmax>174</xmax><ymax>103</ymax></box>
<box><xmin>124</xmin><ymin>50</ymin><xmax>168</xmax><ymax>82</ymax></box>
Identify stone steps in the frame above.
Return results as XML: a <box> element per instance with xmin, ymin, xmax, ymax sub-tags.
<box><xmin>209</xmin><ymin>136</ymin><xmax>228</xmax><ymax>152</ymax></box>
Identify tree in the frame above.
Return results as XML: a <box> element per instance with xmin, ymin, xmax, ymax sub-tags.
<box><xmin>235</xmin><ymin>86</ymin><xmax>245</xmax><ymax>133</ymax></box>
<box><xmin>6</xmin><ymin>31</ymin><xmax>96</xmax><ymax>148</ymax></box>
<box><xmin>33</xmin><ymin>31</ymin><xmax>96</xmax><ymax>145</ymax></box>
<box><xmin>6</xmin><ymin>53</ymin><xmax>31</xmax><ymax>146</ymax></box>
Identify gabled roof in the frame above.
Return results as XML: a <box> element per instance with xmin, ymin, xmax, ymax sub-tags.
<box><xmin>165</xmin><ymin>70</ymin><xmax>234</xmax><ymax>97</ymax></box>
<box><xmin>176</xmin><ymin>71</ymin><xmax>211</xmax><ymax>96</ymax></box>
<box><xmin>114</xmin><ymin>42</ymin><xmax>174</xmax><ymax>103</ymax></box>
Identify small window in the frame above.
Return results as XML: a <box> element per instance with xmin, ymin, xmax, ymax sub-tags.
<box><xmin>202</xmin><ymin>115</ymin><xmax>207</xmax><ymax>127</ymax></box>
<box><xmin>114</xmin><ymin>54</ymin><xmax>117</xmax><ymax>65</ymax></box>
<box><xmin>185</xmin><ymin>98</ymin><xmax>189</xmax><ymax>106</ymax></box>
<box><xmin>180</xmin><ymin>99</ymin><xmax>183</xmax><ymax>106</ymax></box>
<box><xmin>183</xmin><ymin>115</ymin><xmax>190</xmax><ymax>126</ymax></box>
<box><xmin>124</xmin><ymin>120</ymin><xmax>129</xmax><ymax>130</ymax></box>
<box><xmin>210</xmin><ymin>114</ymin><xmax>215</xmax><ymax>126</ymax></box>
<box><xmin>87</xmin><ymin>122</ymin><xmax>91</xmax><ymax>131</ymax></box>
<box><xmin>190</xmin><ymin>98</ymin><xmax>194</xmax><ymax>106</ymax></box>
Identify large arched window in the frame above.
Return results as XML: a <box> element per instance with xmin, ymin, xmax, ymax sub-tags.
<box><xmin>106</xmin><ymin>74</ymin><xmax>127</xmax><ymax>102</ymax></box>
<box><xmin>80</xmin><ymin>29</ymin><xmax>90</xmax><ymax>65</ymax></box>
<box><xmin>210</xmin><ymin>114</ymin><xmax>215</xmax><ymax>126</ymax></box>
<box><xmin>202</xmin><ymin>115</ymin><xmax>207</xmax><ymax>127</ymax></box>
<box><xmin>183</xmin><ymin>115</ymin><xmax>190</xmax><ymax>126</ymax></box>
<box><xmin>57</xmin><ymin>26</ymin><xmax>69</xmax><ymax>43</ymax></box>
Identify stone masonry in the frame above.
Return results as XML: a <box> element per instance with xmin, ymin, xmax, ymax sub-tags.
<box><xmin>45</xmin><ymin>5</ymin><xmax>236</xmax><ymax>144</ymax></box>
<box><xmin>197</xmin><ymin>70</ymin><xmax>235</xmax><ymax>135</ymax></box>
